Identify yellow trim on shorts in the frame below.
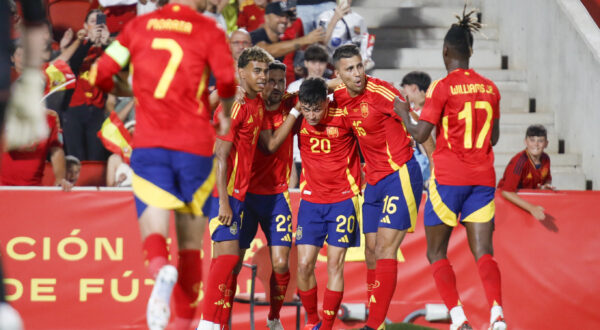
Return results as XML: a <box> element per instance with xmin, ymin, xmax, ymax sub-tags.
<box><xmin>283</xmin><ymin>190</ymin><xmax>291</xmax><ymax>210</ymax></box>
<box><xmin>428</xmin><ymin>172</ymin><xmax>458</xmax><ymax>227</ymax></box>
<box><xmin>398</xmin><ymin>164</ymin><xmax>418</xmax><ymax>233</ymax></box>
<box><xmin>462</xmin><ymin>199</ymin><xmax>495</xmax><ymax>223</ymax></box>
<box><xmin>132</xmin><ymin>173</ymin><xmax>185</xmax><ymax>210</ymax></box>
<box><xmin>177</xmin><ymin>159</ymin><xmax>217</xmax><ymax>216</ymax></box>
<box><xmin>209</xmin><ymin>216</ymin><xmax>221</xmax><ymax>237</ymax></box>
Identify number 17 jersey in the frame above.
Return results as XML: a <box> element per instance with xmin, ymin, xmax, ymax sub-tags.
<box><xmin>420</xmin><ymin>68</ymin><xmax>500</xmax><ymax>187</ymax></box>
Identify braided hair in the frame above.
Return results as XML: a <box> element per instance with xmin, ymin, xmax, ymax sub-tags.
<box><xmin>443</xmin><ymin>5</ymin><xmax>482</xmax><ymax>58</ymax></box>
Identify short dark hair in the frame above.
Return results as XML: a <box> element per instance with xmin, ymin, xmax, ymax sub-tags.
<box><xmin>65</xmin><ymin>155</ymin><xmax>81</xmax><ymax>168</ymax></box>
<box><xmin>526</xmin><ymin>125</ymin><xmax>547</xmax><ymax>138</ymax></box>
<box><xmin>269</xmin><ymin>60</ymin><xmax>287</xmax><ymax>72</ymax></box>
<box><xmin>332</xmin><ymin>44</ymin><xmax>360</xmax><ymax>66</ymax></box>
<box><xmin>443</xmin><ymin>5</ymin><xmax>481</xmax><ymax>58</ymax></box>
<box><xmin>298</xmin><ymin>77</ymin><xmax>327</xmax><ymax>105</ymax></box>
<box><xmin>401</xmin><ymin>71</ymin><xmax>432</xmax><ymax>92</ymax></box>
<box><xmin>85</xmin><ymin>9</ymin><xmax>103</xmax><ymax>24</ymax></box>
<box><xmin>304</xmin><ymin>44</ymin><xmax>328</xmax><ymax>63</ymax></box>
<box><xmin>238</xmin><ymin>46</ymin><xmax>274</xmax><ymax>68</ymax></box>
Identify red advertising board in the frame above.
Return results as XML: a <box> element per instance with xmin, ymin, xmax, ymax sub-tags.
<box><xmin>1</xmin><ymin>189</ymin><xmax>599</xmax><ymax>329</ymax></box>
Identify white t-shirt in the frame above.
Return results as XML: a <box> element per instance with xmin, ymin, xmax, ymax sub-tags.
<box><xmin>317</xmin><ymin>10</ymin><xmax>371</xmax><ymax>62</ymax></box>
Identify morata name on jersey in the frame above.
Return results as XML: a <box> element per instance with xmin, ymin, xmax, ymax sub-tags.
<box><xmin>146</xmin><ymin>18</ymin><xmax>192</xmax><ymax>34</ymax></box>
<box><xmin>449</xmin><ymin>83</ymin><xmax>495</xmax><ymax>95</ymax></box>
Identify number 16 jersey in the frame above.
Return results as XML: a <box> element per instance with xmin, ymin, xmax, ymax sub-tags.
<box><xmin>420</xmin><ymin>68</ymin><xmax>501</xmax><ymax>187</ymax></box>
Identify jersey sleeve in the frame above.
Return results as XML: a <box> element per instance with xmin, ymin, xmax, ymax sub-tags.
<box><xmin>420</xmin><ymin>79</ymin><xmax>447</xmax><ymax>125</ymax></box>
<box><xmin>497</xmin><ymin>154</ymin><xmax>524</xmax><ymax>192</ymax></box>
<box><xmin>206</xmin><ymin>25</ymin><xmax>237</xmax><ymax>99</ymax></box>
<box><xmin>491</xmin><ymin>81</ymin><xmax>501</xmax><ymax>120</ymax></box>
<box><xmin>89</xmin><ymin>22</ymin><xmax>133</xmax><ymax>93</ymax></box>
<box><xmin>217</xmin><ymin>101</ymin><xmax>244</xmax><ymax>142</ymax></box>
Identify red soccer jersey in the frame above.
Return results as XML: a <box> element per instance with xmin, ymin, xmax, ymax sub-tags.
<box><xmin>91</xmin><ymin>3</ymin><xmax>237</xmax><ymax>157</ymax></box>
<box><xmin>297</xmin><ymin>104</ymin><xmax>361</xmax><ymax>204</ymax></box>
<box><xmin>1</xmin><ymin>110</ymin><xmax>63</xmax><ymax>186</ymax></box>
<box><xmin>497</xmin><ymin>150</ymin><xmax>552</xmax><ymax>192</ymax></box>
<box><xmin>69</xmin><ymin>46</ymin><xmax>106</xmax><ymax>109</ymax></box>
<box><xmin>420</xmin><ymin>68</ymin><xmax>501</xmax><ymax>187</ymax></box>
<box><xmin>237</xmin><ymin>4</ymin><xmax>265</xmax><ymax>32</ymax></box>
<box><xmin>214</xmin><ymin>95</ymin><xmax>265</xmax><ymax>201</ymax></box>
<box><xmin>248</xmin><ymin>93</ymin><xmax>297</xmax><ymax>195</ymax></box>
<box><xmin>333</xmin><ymin>76</ymin><xmax>413</xmax><ymax>185</ymax></box>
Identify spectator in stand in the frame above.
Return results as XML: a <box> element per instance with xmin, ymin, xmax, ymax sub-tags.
<box><xmin>251</xmin><ymin>1</ymin><xmax>325</xmax><ymax>61</ymax></box>
<box><xmin>230</xmin><ymin>29</ymin><xmax>253</xmax><ymax>68</ymax></box>
<box><xmin>296</xmin><ymin>0</ymin><xmax>336</xmax><ymax>35</ymax></box>
<box><xmin>63</xmin><ymin>9</ymin><xmax>112</xmax><ymax>161</ymax></box>
<box><xmin>286</xmin><ymin>43</ymin><xmax>329</xmax><ymax>93</ymax></box>
<box><xmin>204</xmin><ymin>0</ymin><xmax>229</xmax><ymax>30</ymax></box>
<box><xmin>279</xmin><ymin>0</ymin><xmax>307</xmax><ymax>86</ymax></box>
<box><xmin>65</xmin><ymin>155</ymin><xmax>81</xmax><ymax>185</ymax></box>
<box><xmin>498</xmin><ymin>125</ymin><xmax>553</xmax><ymax>220</ymax></box>
<box><xmin>106</xmin><ymin>120</ymin><xmax>134</xmax><ymax>187</ymax></box>
<box><xmin>317</xmin><ymin>0</ymin><xmax>375</xmax><ymax>71</ymax></box>
<box><xmin>237</xmin><ymin>0</ymin><xmax>267</xmax><ymax>32</ymax></box>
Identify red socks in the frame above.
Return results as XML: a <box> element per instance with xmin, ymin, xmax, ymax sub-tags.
<box><xmin>202</xmin><ymin>255</ymin><xmax>239</xmax><ymax>324</ymax></box>
<box><xmin>298</xmin><ymin>286</ymin><xmax>320</xmax><ymax>324</ymax></box>
<box><xmin>366</xmin><ymin>259</ymin><xmax>397</xmax><ymax>329</ymax></box>
<box><xmin>142</xmin><ymin>233</ymin><xmax>168</xmax><ymax>278</ymax></box>
<box><xmin>366</xmin><ymin>268</ymin><xmax>376</xmax><ymax>306</ymax></box>
<box><xmin>173</xmin><ymin>250</ymin><xmax>202</xmax><ymax>324</ymax></box>
<box><xmin>321</xmin><ymin>288</ymin><xmax>343</xmax><ymax>330</ymax></box>
<box><xmin>431</xmin><ymin>258</ymin><xmax>461</xmax><ymax>310</ymax></box>
<box><xmin>268</xmin><ymin>270</ymin><xmax>290</xmax><ymax>320</ymax></box>
<box><xmin>218</xmin><ymin>272</ymin><xmax>238</xmax><ymax>329</ymax></box>
<box><xmin>477</xmin><ymin>254</ymin><xmax>503</xmax><ymax>307</ymax></box>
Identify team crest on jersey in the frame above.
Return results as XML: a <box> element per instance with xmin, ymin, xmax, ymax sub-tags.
<box><xmin>296</xmin><ymin>226</ymin><xmax>303</xmax><ymax>240</ymax></box>
<box><xmin>360</xmin><ymin>102</ymin><xmax>369</xmax><ymax>118</ymax></box>
<box><xmin>326</xmin><ymin>126</ymin><xmax>339</xmax><ymax>138</ymax></box>
<box><xmin>230</xmin><ymin>222</ymin><xmax>238</xmax><ymax>235</ymax></box>
<box><xmin>353</xmin><ymin>26</ymin><xmax>361</xmax><ymax>35</ymax></box>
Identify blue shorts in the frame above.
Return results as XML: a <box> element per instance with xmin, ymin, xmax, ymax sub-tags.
<box><xmin>131</xmin><ymin>148</ymin><xmax>215</xmax><ymax>218</ymax></box>
<box><xmin>208</xmin><ymin>195</ymin><xmax>245</xmax><ymax>242</ymax></box>
<box><xmin>425</xmin><ymin>177</ymin><xmax>495</xmax><ymax>227</ymax></box>
<box><xmin>240</xmin><ymin>192</ymin><xmax>293</xmax><ymax>249</ymax></box>
<box><xmin>362</xmin><ymin>156</ymin><xmax>423</xmax><ymax>234</ymax></box>
<box><xmin>296</xmin><ymin>196</ymin><xmax>361</xmax><ymax>248</ymax></box>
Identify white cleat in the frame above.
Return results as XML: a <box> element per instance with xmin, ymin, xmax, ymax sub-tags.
<box><xmin>0</xmin><ymin>302</ymin><xmax>24</xmax><ymax>330</ymax></box>
<box><xmin>450</xmin><ymin>321</ymin><xmax>473</xmax><ymax>330</ymax></box>
<box><xmin>147</xmin><ymin>265</ymin><xmax>178</xmax><ymax>330</ymax></box>
<box><xmin>267</xmin><ymin>318</ymin><xmax>284</xmax><ymax>330</ymax></box>
<box><xmin>489</xmin><ymin>317</ymin><xmax>507</xmax><ymax>330</ymax></box>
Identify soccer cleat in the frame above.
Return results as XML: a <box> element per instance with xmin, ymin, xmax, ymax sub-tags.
<box><xmin>302</xmin><ymin>321</ymin><xmax>321</xmax><ymax>330</ymax></box>
<box><xmin>267</xmin><ymin>318</ymin><xmax>284</xmax><ymax>330</ymax></box>
<box><xmin>450</xmin><ymin>321</ymin><xmax>473</xmax><ymax>330</ymax></box>
<box><xmin>147</xmin><ymin>265</ymin><xmax>178</xmax><ymax>330</ymax></box>
<box><xmin>489</xmin><ymin>317</ymin><xmax>507</xmax><ymax>330</ymax></box>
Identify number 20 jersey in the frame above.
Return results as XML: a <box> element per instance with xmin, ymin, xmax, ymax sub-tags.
<box><xmin>92</xmin><ymin>4</ymin><xmax>237</xmax><ymax>157</ymax></box>
<box><xmin>420</xmin><ymin>68</ymin><xmax>501</xmax><ymax>187</ymax></box>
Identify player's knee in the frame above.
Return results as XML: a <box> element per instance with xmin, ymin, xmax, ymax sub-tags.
<box><xmin>297</xmin><ymin>259</ymin><xmax>315</xmax><ymax>279</ymax></box>
<box><xmin>327</xmin><ymin>258</ymin><xmax>345</xmax><ymax>278</ymax></box>
<box><xmin>271</xmin><ymin>255</ymin><xmax>289</xmax><ymax>274</ymax></box>
<box><xmin>426</xmin><ymin>249</ymin><xmax>446</xmax><ymax>264</ymax></box>
<box><xmin>472</xmin><ymin>246</ymin><xmax>494</xmax><ymax>261</ymax></box>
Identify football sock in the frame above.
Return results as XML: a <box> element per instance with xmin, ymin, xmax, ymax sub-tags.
<box><xmin>366</xmin><ymin>259</ymin><xmax>397</xmax><ymax>329</ymax></box>
<box><xmin>173</xmin><ymin>249</ymin><xmax>202</xmax><ymax>323</ymax></box>
<box><xmin>201</xmin><ymin>255</ymin><xmax>239</xmax><ymax>324</ymax></box>
<box><xmin>366</xmin><ymin>268</ymin><xmax>376</xmax><ymax>306</ymax></box>
<box><xmin>218</xmin><ymin>272</ymin><xmax>238</xmax><ymax>329</ymax></box>
<box><xmin>268</xmin><ymin>270</ymin><xmax>290</xmax><ymax>320</ymax></box>
<box><xmin>449</xmin><ymin>306</ymin><xmax>468</xmax><ymax>326</ymax></box>
<box><xmin>298</xmin><ymin>286</ymin><xmax>320</xmax><ymax>324</ymax></box>
<box><xmin>142</xmin><ymin>233</ymin><xmax>168</xmax><ymax>278</ymax></box>
<box><xmin>477</xmin><ymin>254</ymin><xmax>503</xmax><ymax>308</ymax></box>
<box><xmin>321</xmin><ymin>288</ymin><xmax>343</xmax><ymax>330</ymax></box>
<box><xmin>430</xmin><ymin>258</ymin><xmax>461</xmax><ymax>310</ymax></box>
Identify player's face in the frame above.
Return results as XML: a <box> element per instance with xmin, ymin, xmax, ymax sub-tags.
<box><xmin>300</xmin><ymin>100</ymin><xmax>327</xmax><ymax>126</ymax></box>
<box><xmin>264</xmin><ymin>69</ymin><xmax>286</xmax><ymax>105</ymax></box>
<box><xmin>401</xmin><ymin>84</ymin><xmax>424</xmax><ymax>107</ymax></box>
<box><xmin>525</xmin><ymin>136</ymin><xmax>548</xmax><ymax>158</ymax></box>
<box><xmin>305</xmin><ymin>60</ymin><xmax>327</xmax><ymax>78</ymax></box>
<box><xmin>335</xmin><ymin>55</ymin><xmax>366</xmax><ymax>96</ymax></box>
<box><xmin>266</xmin><ymin>13</ymin><xmax>289</xmax><ymax>35</ymax></box>
<box><xmin>230</xmin><ymin>32</ymin><xmax>252</xmax><ymax>61</ymax></box>
<box><xmin>240</xmin><ymin>61</ymin><xmax>269</xmax><ymax>94</ymax></box>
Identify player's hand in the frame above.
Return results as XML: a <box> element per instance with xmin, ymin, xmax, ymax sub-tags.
<box><xmin>394</xmin><ymin>95</ymin><xmax>409</xmax><ymax>115</ymax></box>
<box><xmin>307</xmin><ymin>27</ymin><xmax>326</xmax><ymax>44</ymax></box>
<box><xmin>530</xmin><ymin>205</ymin><xmax>546</xmax><ymax>221</ymax></box>
<box><xmin>60</xmin><ymin>28</ymin><xmax>74</xmax><ymax>50</ymax></box>
<box><xmin>56</xmin><ymin>178</ymin><xmax>73</xmax><ymax>192</ymax></box>
<box><xmin>218</xmin><ymin>200</ymin><xmax>233</xmax><ymax>226</ymax></box>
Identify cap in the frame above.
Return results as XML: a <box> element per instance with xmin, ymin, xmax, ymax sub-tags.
<box><xmin>265</xmin><ymin>1</ymin><xmax>287</xmax><ymax>16</ymax></box>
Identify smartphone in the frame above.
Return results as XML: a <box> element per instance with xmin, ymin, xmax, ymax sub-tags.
<box><xmin>96</xmin><ymin>13</ymin><xmax>106</xmax><ymax>26</ymax></box>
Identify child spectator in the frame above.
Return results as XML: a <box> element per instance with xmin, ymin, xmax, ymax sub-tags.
<box><xmin>498</xmin><ymin>124</ymin><xmax>553</xmax><ymax>220</ymax></box>
<box><xmin>65</xmin><ymin>155</ymin><xmax>81</xmax><ymax>185</ymax></box>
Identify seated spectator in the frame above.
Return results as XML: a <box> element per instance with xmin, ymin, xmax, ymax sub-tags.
<box><xmin>1</xmin><ymin>110</ymin><xmax>72</xmax><ymax>191</ymax></box>
<box><xmin>65</xmin><ymin>155</ymin><xmax>81</xmax><ymax>185</ymax></box>
<box><xmin>317</xmin><ymin>0</ymin><xmax>375</xmax><ymax>70</ymax></box>
<box><xmin>286</xmin><ymin>44</ymin><xmax>329</xmax><ymax>93</ymax></box>
<box><xmin>237</xmin><ymin>0</ymin><xmax>267</xmax><ymax>32</ymax></box>
<box><xmin>251</xmin><ymin>1</ymin><xmax>325</xmax><ymax>61</ymax></box>
<box><xmin>105</xmin><ymin>120</ymin><xmax>135</xmax><ymax>187</ymax></box>
<box><xmin>498</xmin><ymin>125</ymin><xmax>553</xmax><ymax>220</ymax></box>
<box><xmin>296</xmin><ymin>0</ymin><xmax>336</xmax><ymax>35</ymax></box>
<box><xmin>204</xmin><ymin>0</ymin><xmax>229</xmax><ymax>31</ymax></box>
<box><xmin>400</xmin><ymin>71</ymin><xmax>434</xmax><ymax>184</ymax></box>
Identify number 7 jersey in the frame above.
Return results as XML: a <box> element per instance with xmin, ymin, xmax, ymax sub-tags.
<box><xmin>420</xmin><ymin>68</ymin><xmax>501</xmax><ymax>187</ymax></box>
<box><xmin>91</xmin><ymin>3</ymin><xmax>236</xmax><ymax>157</ymax></box>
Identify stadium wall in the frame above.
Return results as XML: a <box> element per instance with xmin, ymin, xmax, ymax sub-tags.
<box><xmin>483</xmin><ymin>0</ymin><xmax>600</xmax><ymax>190</ymax></box>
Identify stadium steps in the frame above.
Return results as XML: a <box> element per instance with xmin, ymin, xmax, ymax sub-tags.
<box><xmin>353</xmin><ymin>0</ymin><xmax>586</xmax><ymax>189</ymax></box>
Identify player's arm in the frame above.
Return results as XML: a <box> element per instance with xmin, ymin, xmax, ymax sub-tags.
<box><xmin>207</xmin><ymin>27</ymin><xmax>237</xmax><ymax>119</ymax></box>
<box><xmin>214</xmin><ymin>138</ymin><xmax>234</xmax><ymax>226</ymax></box>
<box><xmin>322</xmin><ymin>4</ymin><xmax>350</xmax><ymax>47</ymax></box>
<box><xmin>327</xmin><ymin>77</ymin><xmax>342</xmax><ymax>92</ymax></box>
<box><xmin>49</xmin><ymin>146</ymin><xmax>72</xmax><ymax>191</ymax></box>
<box><xmin>89</xmin><ymin>39</ymin><xmax>131</xmax><ymax>94</ymax></box>
<box><xmin>500</xmin><ymin>190</ymin><xmax>546</xmax><ymax>221</ymax></box>
<box><xmin>491</xmin><ymin>118</ymin><xmax>500</xmax><ymax>146</ymax></box>
<box><xmin>258</xmin><ymin>106</ymin><xmax>301</xmax><ymax>154</ymax></box>
<box><xmin>394</xmin><ymin>96</ymin><xmax>434</xmax><ymax>143</ymax></box>
<box><xmin>255</xmin><ymin>27</ymin><xmax>325</xmax><ymax>58</ymax></box>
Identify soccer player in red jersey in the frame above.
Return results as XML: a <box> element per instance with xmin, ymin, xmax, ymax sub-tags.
<box><xmin>199</xmin><ymin>47</ymin><xmax>283</xmax><ymax>330</ymax></box>
<box><xmin>90</xmin><ymin>1</ymin><xmax>237</xmax><ymax>329</ymax></box>
<box><xmin>332</xmin><ymin>44</ymin><xmax>423</xmax><ymax>329</ymax></box>
<box><xmin>295</xmin><ymin>78</ymin><xmax>362</xmax><ymax>330</ymax></box>
<box><xmin>498</xmin><ymin>124</ymin><xmax>553</xmax><ymax>220</ymax></box>
<box><xmin>395</xmin><ymin>9</ymin><xmax>507</xmax><ymax>330</ymax></box>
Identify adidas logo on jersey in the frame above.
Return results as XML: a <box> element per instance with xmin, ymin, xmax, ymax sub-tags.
<box><xmin>300</xmin><ymin>128</ymin><xmax>309</xmax><ymax>135</ymax></box>
<box><xmin>247</xmin><ymin>116</ymin><xmax>254</xmax><ymax>124</ymax></box>
<box><xmin>281</xmin><ymin>234</ymin><xmax>292</xmax><ymax>242</ymax></box>
<box><xmin>338</xmin><ymin>235</ymin><xmax>349</xmax><ymax>243</ymax></box>
<box><xmin>380</xmin><ymin>215</ymin><xmax>391</xmax><ymax>224</ymax></box>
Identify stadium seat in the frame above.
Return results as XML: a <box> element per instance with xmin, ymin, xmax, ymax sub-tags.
<box><xmin>47</xmin><ymin>0</ymin><xmax>92</xmax><ymax>38</ymax></box>
<box><xmin>234</xmin><ymin>245</ymin><xmax>303</xmax><ymax>330</ymax></box>
<box><xmin>42</xmin><ymin>160</ymin><xmax>107</xmax><ymax>186</ymax></box>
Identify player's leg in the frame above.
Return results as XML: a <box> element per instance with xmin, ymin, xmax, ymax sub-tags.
<box><xmin>362</xmin><ymin>184</ymin><xmax>379</xmax><ymax>306</ymax></box>
<box><xmin>320</xmin><ymin>245</ymin><xmax>347</xmax><ymax>330</ymax></box>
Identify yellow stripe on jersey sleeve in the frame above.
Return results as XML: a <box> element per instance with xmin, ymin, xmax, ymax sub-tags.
<box><xmin>196</xmin><ymin>67</ymin><xmax>210</xmax><ymax>100</ymax></box>
<box><xmin>426</xmin><ymin>79</ymin><xmax>441</xmax><ymax>98</ymax></box>
<box><xmin>366</xmin><ymin>83</ymin><xmax>394</xmax><ymax>102</ymax></box>
<box><xmin>231</xmin><ymin>103</ymin><xmax>241</xmax><ymax>120</ymax></box>
<box><xmin>105</xmin><ymin>40</ymin><xmax>131</xmax><ymax>68</ymax></box>
<box><xmin>368</xmin><ymin>81</ymin><xmax>397</xmax><ymax>100</ymax></box>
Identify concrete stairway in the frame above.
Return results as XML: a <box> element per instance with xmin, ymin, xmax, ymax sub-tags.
<box><xmin>352</xmin><ymin>0</ymin><xmax>586</xmax><ymax>190</ymax></box>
